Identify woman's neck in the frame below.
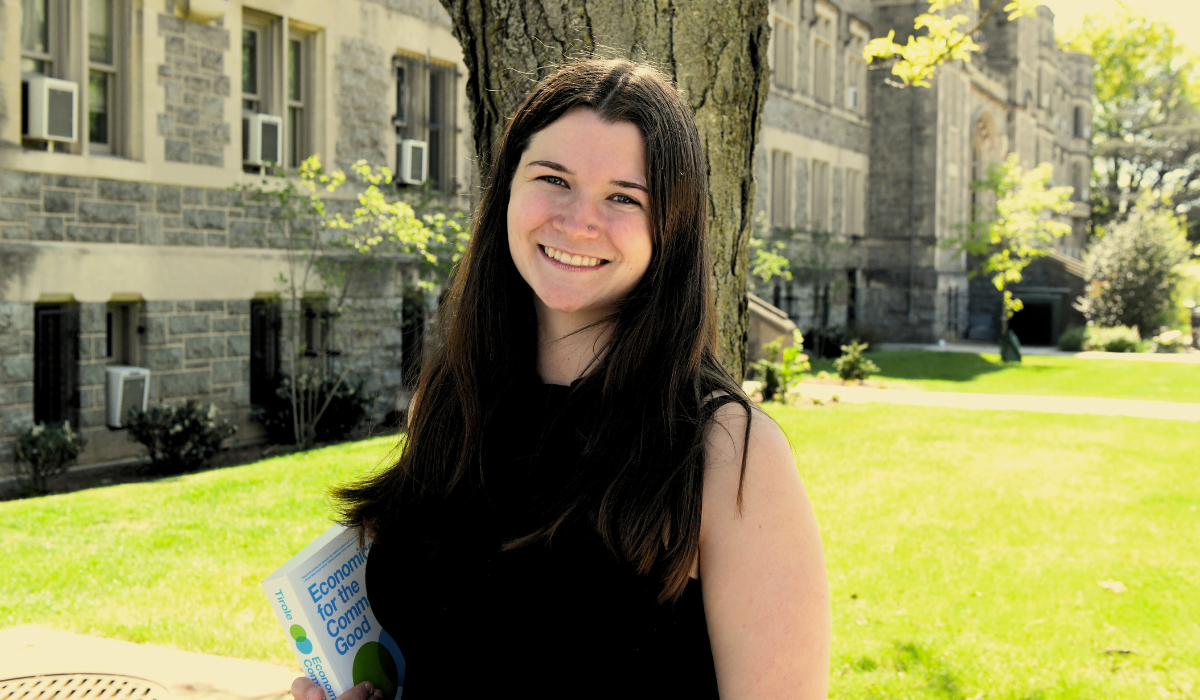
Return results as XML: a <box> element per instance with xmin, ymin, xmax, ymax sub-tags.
<box><xmin>535</xmin><ymin>300</ymin><xmax>612</xmax><ymax>386</ymax></box>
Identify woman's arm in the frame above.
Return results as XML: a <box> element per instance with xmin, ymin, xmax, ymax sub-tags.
<box><xmin>699</xmin><ymin>404</ymin><xmax>830</xmax><ymax>699</ymax></box>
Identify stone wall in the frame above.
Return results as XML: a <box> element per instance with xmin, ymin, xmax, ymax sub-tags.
<box><xmin>335</xmin><ymin>38</ymin><xmax>392</xmax><ymax>170</ymax></box>
<box><xmin>157</xmin><ymin>12</ymin><xmax>232</xmax><ymax>167</ymax></box>
<box><xmin>0</xmin><ymin>169</ymin><xmax>411</xmax><ymax>478</ymax></box>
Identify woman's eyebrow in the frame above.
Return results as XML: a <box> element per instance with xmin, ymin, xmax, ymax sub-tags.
<box><xmin>527</xmin><ymin>160</ymin><xmax>648</xmax><ymax>192</ymax></box>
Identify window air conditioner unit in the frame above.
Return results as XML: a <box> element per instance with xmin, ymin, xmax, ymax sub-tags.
<box><xmin>398</xmin><ymin>139</ymin><xmax>428</xmax><ymax>185</ymax></box>
<box><xmin>107</xmin><ymin>366</ymin><xmax>151</xmax><ymax>428</ymax></box>
<box><xmin>846</xmin><ymin>86</ymin><xmax>859</xmax><ymax>110</ymax></box>
<box><xmin>243</xmin><ymin>113</ymin><xmax>283</xmax><ymax>166</ymax></box>
<box><xmin>22</xmin><ymin>75</ymin><xmax>78</xmax><ymax>142</ymax></box>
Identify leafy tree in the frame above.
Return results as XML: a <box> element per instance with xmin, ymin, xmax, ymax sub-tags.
<box><xmin>950</xmin><ymin>154</ymin><xmax>1075</xmax><ymax>335</ymax></box>
<box><xmin>1075</xmin><ymin>204</ymin><xmax>1193</xmax><ymax>334</ymax></box>
<box><xmin>236</xmin><ymin>157</ymin><xmax>468</xmax><ymax>448</ymax></box>
<box><xmin>1063</xmin><ymin>8</ymin><xmax>1200</xmax><ymax>244</ymax></box>
<box><xmin>864</xmin><ymin>0</ymin><xmax>1039</xmax><ymax>87</ymax></box>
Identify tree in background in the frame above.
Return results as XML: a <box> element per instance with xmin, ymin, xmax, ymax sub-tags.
<box><xmin>237</xmin><ymin>157</ymin><xmax>467</xmax><ymax>448</ymax></box>
<box><xmin>864</xmin><ymin>0</ymin><xmax>1039</xmax><ymax>87</ymax></box>
<box><xmin>1064</xmin><ymin>8</ymin><xmax>1200</xmax><ymax>244</ymax></box>
<box><xmin>1075</xmin><ymin>204</ymin><xmax>1193</xmax><ymax>335</ymax></box>
<box><xmin>951</xmin><ymin>154</ymin><xmax>1075</xmax><ymax>336</ymax></box>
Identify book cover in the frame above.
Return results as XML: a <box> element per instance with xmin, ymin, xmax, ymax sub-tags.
<box><xmin>262</xmin><ymin>524</ymin><xmax>405</xmax><ymax>700</ymax></box>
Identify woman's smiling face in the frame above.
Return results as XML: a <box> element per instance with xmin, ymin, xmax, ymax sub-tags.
<box><xmin>507</xmin><ymin>107</ymin><xmax>652</xmax><ymax>318</ymax></box>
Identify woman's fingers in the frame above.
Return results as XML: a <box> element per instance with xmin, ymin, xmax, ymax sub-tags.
<box><xmin>289</xmin><ymin>677</ymin><xmax>321</xmax><ymax>700</ymax></box>
<box><xmin>289</xmin><ymin>679</ymin><xmax>383</xmax><ymax>700</ymax></box>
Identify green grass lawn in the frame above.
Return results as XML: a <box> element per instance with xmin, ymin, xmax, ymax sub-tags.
<box><xmin>809</xmin><ymin>350</ymin><xmax>1200</xmax><ymax>403</ymax></box>
<box><xmin>2</xmin><ymin>406</ymin><xmax>1199</xmax><ymax>699</ymax></box>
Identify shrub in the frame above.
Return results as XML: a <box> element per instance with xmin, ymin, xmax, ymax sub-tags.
<box><xmin>13</xmin><ymin>422</ymin><xmax>87</xmax><ymax>494</ymax></box>
<box><xmin>804</xmin><ymin>325</ymin><xmax>856</xmax><ymax>359</ymax></box>
<box><xmin>1083</xmin><ymin>325</ymin><xmax>1145</xmax><ymax>353</ymax></box>
<box><xmin>253</xmin><ymin>373</ymin><xmax>375</xmax><ymax>445</ymax></box>
<box><xmin>752</xmin><ymin>330</ymin><xmax>810</xmax><ymax>402</ymax></box>
<box><xmin>1057</xmin><ymin>326</ymin><xmax>1086</xmax><ymax>351</ymax></box>
<box><xmin>127</xmin><ymin>401</ymin><xmax>238</xmax><ymax>474</ymax></box>
<box><xmin>833</xmin><ymin>340</ymin><xmax>881</xmax><ymax>382</ymax></box>
<box><xmin>1076</xmin><ymin>207</ymin><xmax>1192</xmax><ymax>333</ymax></box>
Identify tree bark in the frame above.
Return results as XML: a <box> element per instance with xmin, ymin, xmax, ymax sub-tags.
<box><xmin>439</xmin><ymin>0</ymin><xmax>770</xmax><ymax>379</ymax></box>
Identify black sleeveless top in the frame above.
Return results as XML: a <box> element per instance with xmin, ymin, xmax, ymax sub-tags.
<box><xmin>365</xmin><ymin>372</ymin><xmax>719</xmax><ymax>698</ymax></box>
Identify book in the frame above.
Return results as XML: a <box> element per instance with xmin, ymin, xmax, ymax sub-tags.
<box><xmin>262</xmin><ymin>524</ymin><xmax>405</xmax><ymax>700</ymax></box>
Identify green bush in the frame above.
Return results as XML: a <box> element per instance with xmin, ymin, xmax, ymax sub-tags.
<box><xmin>1083</xmin><ymin>325</ymin><xmax>1146</xmax><ymax>353</ymax></box>
<box><xmin>1057</xmin><ymin>326</ymin><xmax>1086</xmax><ymax>351</ymax></box>
<box><xmin>833</xmin><ymin>340</ymin><xmax>881</xmax><ymax>382</ymax></box>
<box><xmin>1076</xmin><ymin>207</ymin><xmax>1192</xmax><ymax>332</ymax></box>
<box><xmin>752</xmin><ymin>330</ymin><xmax>810</xmax><ymax>402</ymax></box>
<box><xmin>127</xmin><ymin>401</ymin><xmax>238</xmax><ymax>474</ymax></box>
<box><xmin>252</xmin><ymin>373</ymin><xmax>375</xmax><ymax>445</ymax></box>
<box><xmin>13</xmin><ymin>422</ymin><xmax>87</xmax><ymax>494</ymax></box>
<box><xmin>1151</xmin><ymin>327</ymin><xmax>1191</xmax><ymax>353</ymax></box>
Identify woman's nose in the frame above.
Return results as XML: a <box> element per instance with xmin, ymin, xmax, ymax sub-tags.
<box><xmin>557</xmin><ymin>195</ymin><xmax>601</xmax><ymax>238</ymax></box>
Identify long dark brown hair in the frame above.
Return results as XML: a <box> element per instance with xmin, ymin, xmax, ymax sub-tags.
<box><xmin>335</xmin><ymin>58</ymin><xmax>751</xmax><ymax>603</ymax></box>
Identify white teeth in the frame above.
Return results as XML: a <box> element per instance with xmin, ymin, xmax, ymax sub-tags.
<box><xmin>543</xmin><ymin>245</ymin><xmax>604</xmax><ymax>267</ymax></box>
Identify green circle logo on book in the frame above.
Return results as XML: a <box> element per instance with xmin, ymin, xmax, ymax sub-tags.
<box><xmin>353</xmin><ymin>642</ymin><xmax>399</xmax><ymax>700</ymax></box>
<box><xmin>290</xmin><ymin>624</ymin><xmax>313</xmax><ymax>654</ymax></box>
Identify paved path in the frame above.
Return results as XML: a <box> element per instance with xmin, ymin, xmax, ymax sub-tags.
<box><xmin>0</xmin><ymin>626</ymin><xmax>298</xmax><ymax>700</ymax></box>
<box><xmin>876</xmin><ymin>341</ymin><xmax>1200</xmax><ymax>363</ymax></box>
<box><xmin>794</xmin><ymin>382</ymin><xmax>1200</xmax><ymax>421</ymax></box>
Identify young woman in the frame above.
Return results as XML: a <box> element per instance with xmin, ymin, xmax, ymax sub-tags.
<box><xmin>290</xmin><ymin>58</ymin><xmax>829</xmax><ymax>699</ymax></box>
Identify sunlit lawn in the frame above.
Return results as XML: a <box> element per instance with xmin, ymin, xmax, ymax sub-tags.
<box><xmin>809</xmin><ymin>350</ymin><xmax>1200</xmax><ymax>403</ymax></box>
<box><xmin>2</xmin><ymin>405</ymin><xmax>1198</xmax><ymax>699</ymax></box>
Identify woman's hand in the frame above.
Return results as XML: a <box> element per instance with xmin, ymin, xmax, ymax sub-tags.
<box><xmin>290</xmin><ymin>678</ymin><xmax>384</xmax><ymax>700</ymax></box>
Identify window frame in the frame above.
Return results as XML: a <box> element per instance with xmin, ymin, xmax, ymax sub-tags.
<box><xmin>770</xmin><ymin>0</ymin><xmax>796</xmax><ymax>91</ymax></box>
<box><xmin>811</xmin><ymin>159</ymin><xmax>831</xmax><ymax>232</ymax></box>
<box><xmin>392</xmin><ymin>51</ymin><xmax>461</xmax><ymax>193</ymax></box>
<box><xmin>285</xmin><ymin>28</ymin><xmax>314</xmax><ymax>169</ymax></box>
<box><xmin>811</xmin><ymin>3</ymin><xmax>837</xmax><ymax>105</ymax></box>
<box><xmin>770</xmin><ymin>148</ymin><xmax>793</xmax><ymax>229</ymax></box>
<box><xmin>33</xmin><ymin>302</ymin><xmax>80</xmax><ymax>428</ymax></box>
<box><xmin>87</xmin><ymin>0</ymin><xmax>119</xmax><ymax>154</ymax></box>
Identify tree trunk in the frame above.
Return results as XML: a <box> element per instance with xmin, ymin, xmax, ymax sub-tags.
<box><xmin>439</xmin><ymin>0</ymin><xmax>771</xmax><ymax>379</ymax></box>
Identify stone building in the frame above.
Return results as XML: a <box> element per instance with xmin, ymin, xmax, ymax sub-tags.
<box><xmin>752</xmin><ymin>0</ymin><xmax>1094</xmax><ymax>345</ymax></box>
<box><xmin>0</xmin><ymin>0</ymin><xmax>473</xmax><ymax>479</ymax></box>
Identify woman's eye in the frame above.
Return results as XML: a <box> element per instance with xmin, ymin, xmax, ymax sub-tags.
<box><xmin>538</xmin><ymin>175</ymin><xmax>568</xmax><ymax>187</ymax></box>
<box><xmin>611</xmin><ymin>194</ymin><xmax>642</xmax><ymax>206</ymax></box>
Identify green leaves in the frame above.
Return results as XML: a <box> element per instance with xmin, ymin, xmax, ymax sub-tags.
<box><xmin>950</xmin><ymin>154</ymin><xmax>1075</xmax><ymax>323</ymax></box>
<box><xmin>864</xmin><ymin>0</ymin><xmax>1038</xmax><ymax>88</ymax></box>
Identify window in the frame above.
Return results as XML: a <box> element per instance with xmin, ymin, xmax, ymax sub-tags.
<box><xmin>34</xmin><ymin>302</ymin><xmax>80</xmax><ymax>427</ymax></box>
<box><xmin>812</xmin><ymin>7</ymin><xmax>835</xmax><ymax>104</ymax></box>
<box><xmin>20</xmin><ymin>0</ymin><xmax>54</xmax><ymax>75</ymax></box>
<box><xmin>812</xmin><ymin>160</ymin><xmax>830</xmax><ymax>232</ymax></box>
<box><xmin>105</xmin><ymin>300</ymin><xmax>140</xmax><ymax>366</ymax></box>
<box><xmin>88</xmin><ymin>0</ymin><xmax>117</xmax><ymax>152</ymax></box>
<box><xmin>845</xmin><ymin>23</ymin><xmax>868</xmax><ymax>114</ymax></box>
<box><xmin>845</xmin><ymin>168</ymin><xmax>863</xmax><ymax>235</ymax></box>
<box><xmin>301</xmin><ymin>296</ymin><xmax>332</xmax><ymax>358</ymax></box>
<box><xmin>250</xmin><ymin>298</ymin><xmax>280</xmax><ymax>406</ymax></box>
<box><xmin>287</xmin><ymin>33</ymin><xmax>313</xmax><ymax>168</ymax></box>
<box><xmin>771</xmin><ymin>0</ymin><xmax>796</xmax><ymax>90</ymax></box>
<box><xmin>394</xmin><ymin>53</ymin><xmax>460</xmax><ymax>192</ymax></box>
<box><xmin>1071</xmin><ymin>162</ymin><xmax>1085</xmax><ymax>202</ymax></box>
<box><xmin>770</xmin><ymin>149</ymin><xmax>792</xmax><ymax>228</ymax></box>
<box><xmin>242</xmin><ymin>23</ymin><xmax>265</xmax><ymax>114</ymax></box>
<box><xmin>1073</xmin><ymin>105</ymin><xmax>1085</xmax><ymax>139</ymax></box>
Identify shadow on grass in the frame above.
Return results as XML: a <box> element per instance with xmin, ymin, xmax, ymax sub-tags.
<box><xmin>813</xmin><ymin>351</ymin><xmax>1041</xmax><ymax>383</ymax></box>
<box><xmin>846</xmin><ymin>640</ymin><xmax>969</xmax><ymax>699</ymax></box>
